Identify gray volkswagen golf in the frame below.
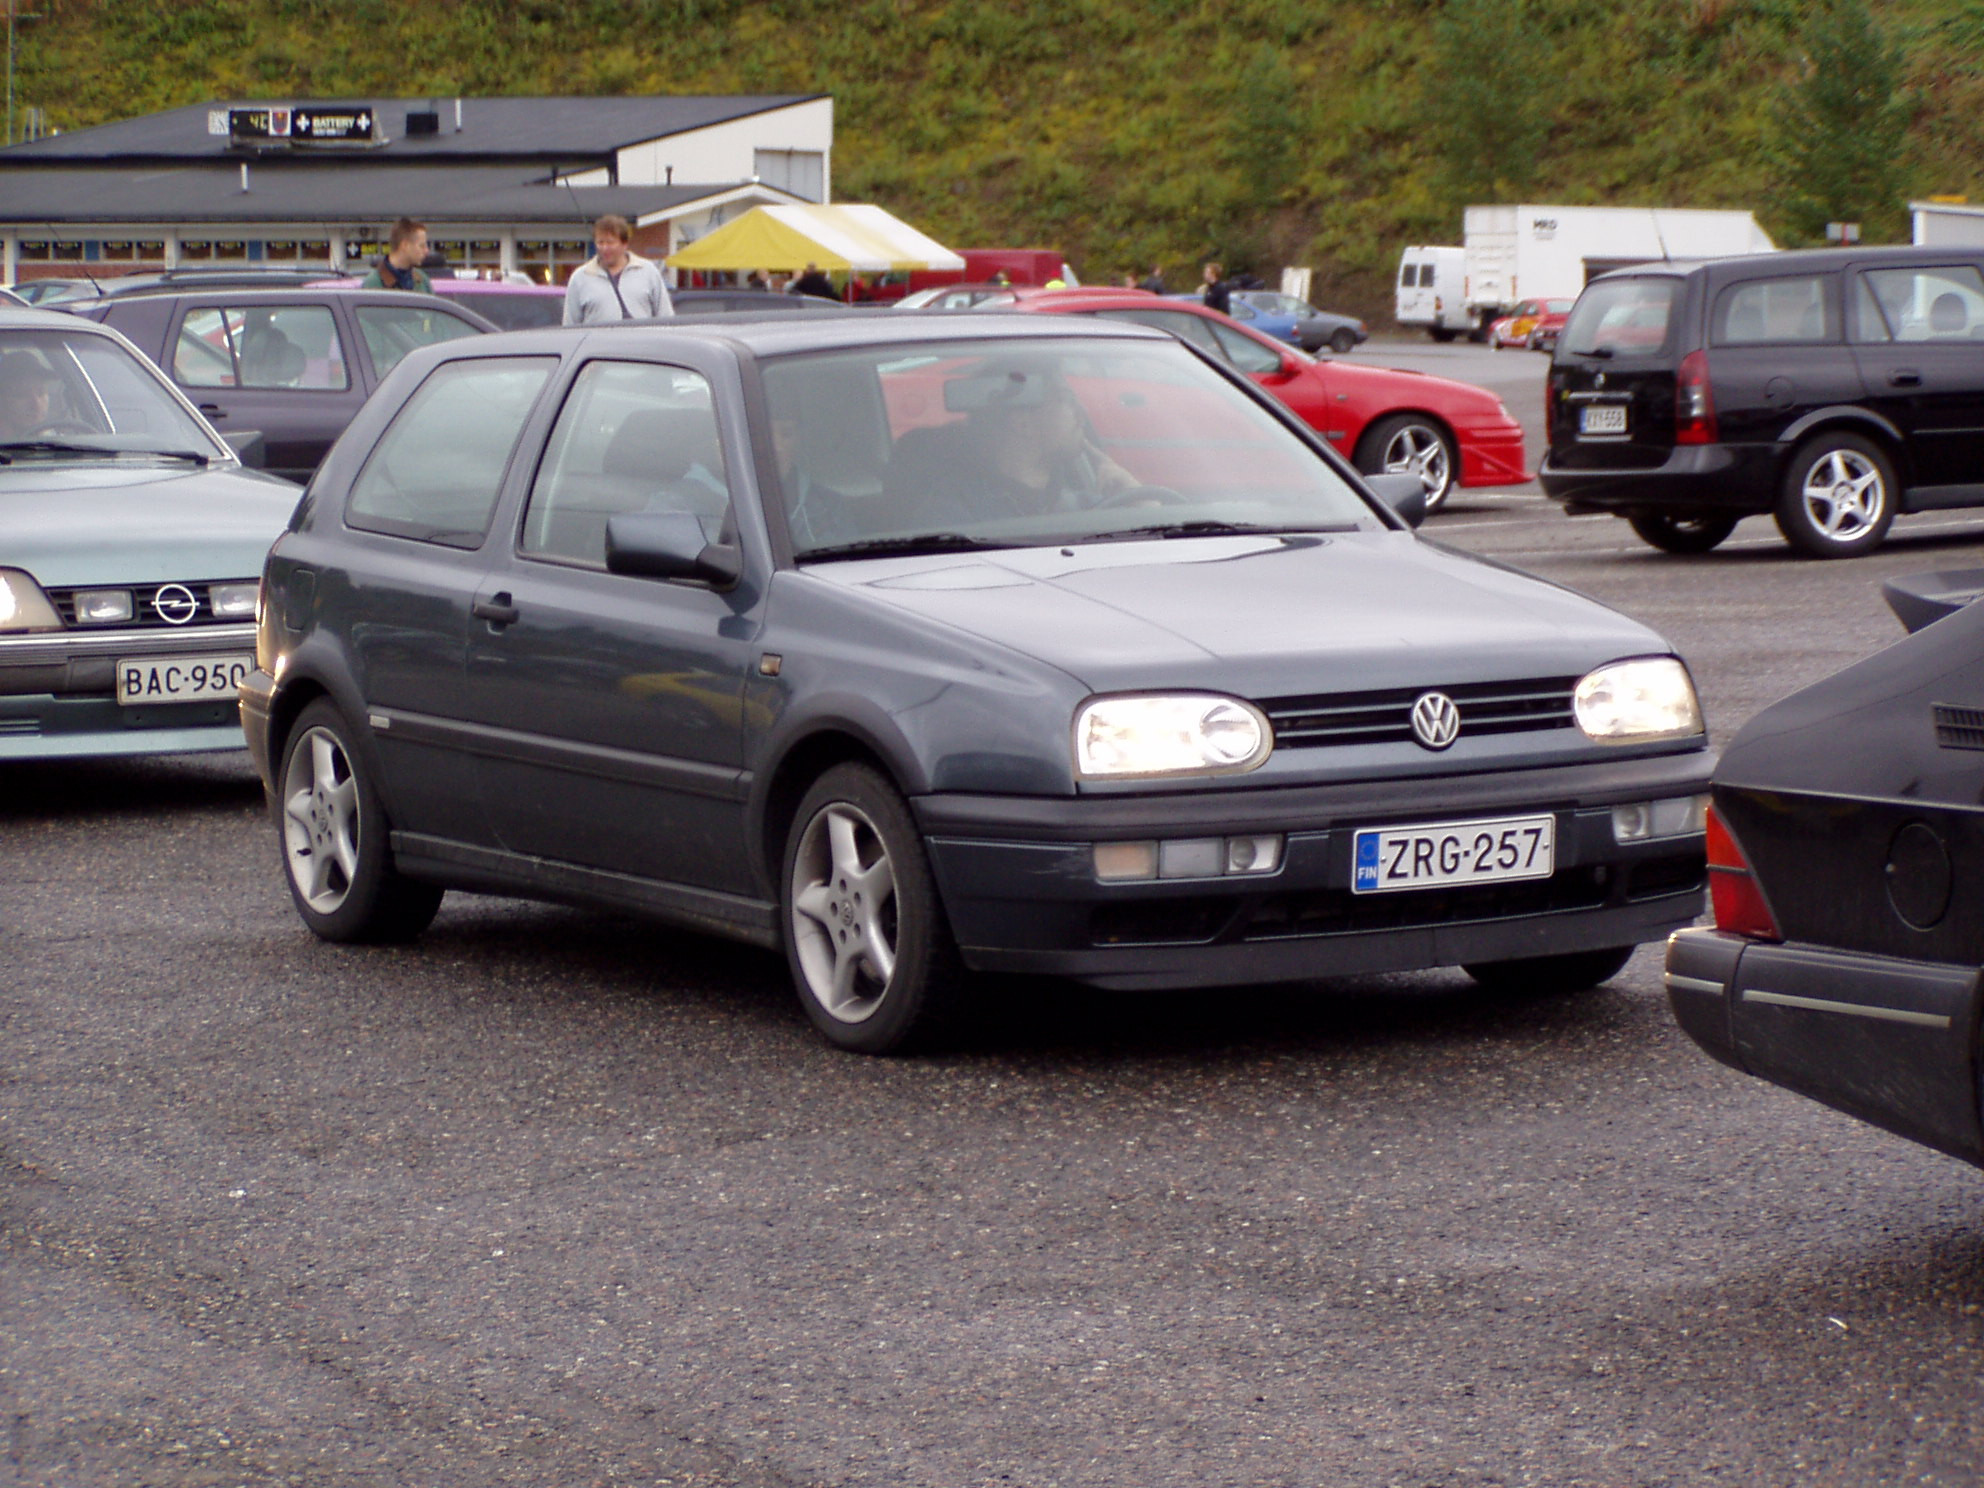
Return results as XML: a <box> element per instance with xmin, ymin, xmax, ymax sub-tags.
<box><xmin>242</xmin><ymin>314</ymin><xmax>1713</xmax><ymax>1052</ymax></box>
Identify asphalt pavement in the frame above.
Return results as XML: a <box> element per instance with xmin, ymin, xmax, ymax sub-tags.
<box><xmin>6</xmin><ymin>345</ymin><xmax>1984</xmax><ymax>1487</ymax></box>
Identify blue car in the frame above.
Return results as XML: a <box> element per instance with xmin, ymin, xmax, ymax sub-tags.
<box><xmin>1168</xmin><ymin>291</ymin><xmax>1367</xmax><ymax>353</ymax></box>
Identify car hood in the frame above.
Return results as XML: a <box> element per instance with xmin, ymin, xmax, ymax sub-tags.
<box><xmin>822</xmin><ymin>532</ymin><xmax>1670</xmax><ymax>696</ymax></box>
<box><xmin>0</xmin><ymin>462</ymin><xmax>300</xmax><ymax>586</ymax></box>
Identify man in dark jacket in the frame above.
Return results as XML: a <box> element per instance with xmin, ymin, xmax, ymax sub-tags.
<box><xmin>789</xmin><ymin>263</ymin><xmax>839</xmax><ymax>301</ymax></box>
<box><xmin>1200</xmin><ymin>261</ymin><xmax>1231</xmax><ymax>315</ymax></box>
<box><xmin>362</xmin><ymin>218</ymin><xmax>432</xmax><ymax>292</ymax></box>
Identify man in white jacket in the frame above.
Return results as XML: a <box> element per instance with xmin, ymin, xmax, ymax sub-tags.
<box><xmin>563</xmin><ymin>214</ymin><xmax>674</xmax><ymax>325</ymax></box>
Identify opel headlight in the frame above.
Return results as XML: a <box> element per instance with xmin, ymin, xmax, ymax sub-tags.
<box><xmin>0</xmin><ymin>568</ymin><xmax>61</xmax><ymax>633</ymax></box>
<box><xmin>208</xmin><ymin>581</ymin><xmax>260</xmax><ymax>619</ymax></box>
<box><xmin>1075</xmin><ymin>694</ymin><xmax>1272</xmax><ymax>779</ymax></box>
<box><xmin>1574</xmin><ymin>657</ymin><xmax>1702</xmax><ymax>743</ymax></box>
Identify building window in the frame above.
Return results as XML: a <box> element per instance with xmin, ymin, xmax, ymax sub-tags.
<box><xmin>181</xmin><ymin>241</ymin><xmax>213</xmax><ymax>261</ymax></box>
<box><xmin>18</xmin><ymin>241</ymin><xmax>49</xmax><ymax>261</ymax></box>
<box><xmin>754</xmin><ymin>149</ymin><xmax>825</xmax><ymax>202</ymax></box>
<box><xmin>516</xmin><ymin>238</ymin><xmax>593</xmax><ymax>285</ymax></box>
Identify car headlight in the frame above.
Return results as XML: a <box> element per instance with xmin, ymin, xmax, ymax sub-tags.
<box><xmin>208</xmin><ymin>581</ymin><xmax>260</xmax><ymax>619</ymax></box>
<box><xmin>1074</xmin><ymin>694</ymin><xmax>1272</xmax><ymax>779</ymax></box>
<box><xmin>0</xmin><ymin>568</ymin><xmax>61</xmax><ymax>633</ymax></box>
<box><xmin>1573</xmin><ymin>657</ymin><xmax>1702</xmax><ymax>744</ymax></box>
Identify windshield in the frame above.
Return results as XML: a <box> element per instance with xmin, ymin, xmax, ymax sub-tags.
<box><xmin>759</xmin><ymin>337</ymin><xmax>1377</xmax><ymax>558</ymax></box>
<box><xmin>0</xmin><ymin>329</ymin><xmax>225</xmax><ymax>457</ymax></box>
<box><xmin>1559</xmin><ymin>278</ymin><xmax>1680</xmax><ymax>358</ymax></box>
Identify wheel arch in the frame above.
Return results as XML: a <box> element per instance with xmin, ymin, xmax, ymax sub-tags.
<box><xmin>1777</xmin><ymin>408</ymin><xmax>1913</xmax><ymax>486</ymax></box>
<box><xmin>749</xmin><ymin>714</ymin><xmax>920</xmax><ymax>899</ymax></box>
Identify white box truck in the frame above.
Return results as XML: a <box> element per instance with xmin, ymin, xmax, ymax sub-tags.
<box><xmin>1461</xmin><ymin>204</ymin><xmax>1775</xmax><ymax>337</ymax></box>
<box><xmin>1394</xmin><ymin>245</ymin><xmax>1470</xmax><ymax>340</ymax></box>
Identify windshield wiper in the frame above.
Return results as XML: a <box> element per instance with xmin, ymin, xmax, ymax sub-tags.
<box><xmin>1098</xmin><ymin>520</ymin><xmax>1362</xmax><ymax>541</ymax></box>
<box><xmin>0</xmin><ymin>439</ymin><xmax>209</xmax><ymax>465</ymax></box>
<box><xmin>801</xmin><ymin>533</ymin><xmax>1007</xmax><ymax>560</ymax></box>
<box><xmin>1569</xmin><ymin>345</ymin><xmax>1615</xmax><ymax>359</ymax></box>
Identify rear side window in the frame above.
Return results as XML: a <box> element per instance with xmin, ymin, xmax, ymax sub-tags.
<box><xmin>1712</xmin><ymin>276</ymin><xmax>1836</xmax><ymax>345</ymax></box>
<box><xmin>345</xmin><ymin>356</ymin><xmax>555</xmax><ymax>547</ymax></box>
<box><xmin>1858</xmin><ymin>264</ymin><xmax>1984</xmax><ymax>342</ymax></box>
<box><xmin>172</xmin><ymin>304</ymin><xmax>350</xmax><ymax>390</ymax></box>
<box><xmin>1092</xmin><ymin>307</ymin><xmax>1224</xmax><ymax>358</ymax></box>
<box><xmin>1557</xmin><ymin>279</ymin><xmax>1679</xmax><ymax>356</ymax></box>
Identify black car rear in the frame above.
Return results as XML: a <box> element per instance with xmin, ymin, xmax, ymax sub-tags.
<box><xmin>1541</xmin><ymin>246</ymin><xmax>1984</xmax><ymax>558</ymax></box>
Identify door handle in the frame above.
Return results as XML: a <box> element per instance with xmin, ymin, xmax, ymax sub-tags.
<box><xmin>1889</xmin><ymin>369</ymin><xmax>1923</xmax><ymax>387</ymax></box>
<box><xmin>472</xmin><ymin>592</ymin><xmax>518</xmax><ymax>625</ymax></box>
<box><xmin>198</xmin><ymin>403</ymin><xmax>226</xmax><ymax>418</ymax></box>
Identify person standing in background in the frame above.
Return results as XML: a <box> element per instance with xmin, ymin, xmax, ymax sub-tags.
<box><xmin>1140</xmin><ymin>264</ymin><xmax>1166</xmax><ymax>294</ymax></box>
<box><xmin>361</xmin><ymin>218</ymin><xmax>432</xmax><ymax>292</ymax></box>
<box><xmin>564</xmin><ymin>214</ymin><xmax>673</xmax><ymax>325</ymax></box>
<box><xmin>1200</xmin><ymin>262</ymin><xmax>1230</xmax><ymax>315</ymax></box>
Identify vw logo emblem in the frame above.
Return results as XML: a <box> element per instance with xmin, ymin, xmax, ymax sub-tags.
<box><xmin>152</xmin><ymin>583</ymin><xmax>199</xmax><ymax>625</ymax></box>
<box><xmin>1410</xmin><ymin>691</ymin><xmax>1461</xmax><ymax>750</ymax></box>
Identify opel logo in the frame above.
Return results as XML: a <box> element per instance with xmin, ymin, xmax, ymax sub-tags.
<box><xmin>1594</xmin><ymin>371</ymin><xmax>1607</xmax><ymax>389</ymax></box>
<box><xmin>152</xmin><ymin>583</ymin><xmax>199</xmax><ymax>625</ymax></box>
<box><xmin>1410</xmin><ymin>691</ymin><xmax>1461</xmax><ymax>750</ymax></box>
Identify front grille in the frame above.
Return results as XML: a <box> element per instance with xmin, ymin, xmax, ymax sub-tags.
<box><xmin>1934</xmin><ymin>703</ymin><xmax>1984</xmax><ymax>751</ymax></box>
<box><xmin>46</xmin><ymin>581</ymin><xmax>248</xmax><ymax>630</ymax></box>
<box><xmin>1262</xmin><ymin>677</ymin><xmax>1578</xmax><ymax>750</ymax></box>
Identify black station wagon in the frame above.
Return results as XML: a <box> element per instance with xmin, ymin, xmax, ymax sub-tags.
<box><xmin>242</xmin><ymin>315</ymin><xmax>1713</xmax><ymax>1052</ymax></box>
<box><xmin>1540</xmin><ymin>246</ymin><xmax>1984</xmax><ymax>558</ymax></box>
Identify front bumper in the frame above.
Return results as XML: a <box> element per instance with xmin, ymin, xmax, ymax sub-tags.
<box><xmin>1538</xmin><ymin>442</ymin><xmax>1780</xmax><ymax>514</ymax></box>
<box><xmin>1665</xmin><ymin>928</ymin><xmax>1984</xmax><ymax>1165</ymax></box>
<box><xmin>1456</xmin><ymin>422</ymin><xmax>1534</xmax><ymax>489</ymax></box>
<box><xmin>0</xmin><ymin>622</ymin><xmax>255</xmax><ymax>759</ymax></box>
<box><xmin>916</xmin><ymin>749</ymin><xmax>1711</xmax><ymax>989</ymax></box>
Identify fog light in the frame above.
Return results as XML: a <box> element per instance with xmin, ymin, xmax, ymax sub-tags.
<box><xmin>1225</xmin><ymin>834</ymin><xmax>1282</xmax><ymax>874</ymax></box>
<box><xmin>72</xmin><ymin>589</ymin><xmax>134</xmax><ymax>624</ymax></box>
<box><xmin>1614</xmin><ymin>794</ymin><xmax>1708</xmax><ymax>843</ymax></box>
<box><xmin>1094</xmin><ymin>841</ymin><xmax>1158</xmax><ymax>882</ymax></box>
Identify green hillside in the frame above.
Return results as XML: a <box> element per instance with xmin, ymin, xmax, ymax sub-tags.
<box><xmin>16</xmin><ymin>0</ymin><xmax>1980</xmax><ymax>319</ymax></box>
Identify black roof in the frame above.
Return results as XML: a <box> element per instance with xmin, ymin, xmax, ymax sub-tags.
<box><xmin>1595</xmin><ymin>244</ymin><xmax>1978</xmax><ymax>282</ymax></box>
<box><xmin>0</xmin><ymin>163</ymin><xmax>789</xmax><ymax>228</ymax></box>
<box><xmin>0</xmin><ymin>95</ymin><xmax>825</xmax><ymax>167</ymax></box>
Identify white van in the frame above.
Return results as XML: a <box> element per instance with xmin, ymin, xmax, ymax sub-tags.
<box><xmin>1395</xmin><ymin>245</ymin><xmax>1470</xmax><ymax>341</ymax></box>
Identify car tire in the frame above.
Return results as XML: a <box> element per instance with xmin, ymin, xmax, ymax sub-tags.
<box><xmin>1329</xmin><ymin>327</ymin><xmax>1358</xmax><ymax>354</ymax></box>
<box><xmin>1774</xmin><ymin>432</ymin><xmax>1897</xmax><ymax>558</ymax></box>
<box><xmin>276</xmin><ymin>699</ymin><xmax>443</xmax><ymax>943</ymax></box>
<box><xmin>1626</xmin><ymin>512</ymin><xmax>1739</xmax><ymax>554</ymax></box>
<box><xmin>1428</xmin><ymin>327</ymin><xmax>1456</xmax><ymax>344</ymax></box>
<box><xmin>1463</xmin><ymin>945</ymin><xmax>1636</xmax><ymax>996</ymax></box>
<box><xmin>783</xmin><ymin>762</ymin><xmax>962</xmax><ymax>1054</ymax></box>
<box><xmin>1356</xmin><ymin>413</ymin><xmax>1458</xmax><ymax>513</ymax></box>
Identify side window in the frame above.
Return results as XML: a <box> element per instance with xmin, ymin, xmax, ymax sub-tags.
<box><xmin>1207</xmin><ymin>320</ymin><xmax>1287</xmax><ymax>374</ymax></box>
<box><xmin>1092</xmin><ymin>307</ymin><xmax>1225</xmax><ymax>358</ymax></box>
<box><xmin>1711</xmin><ymin>276</ymin><xmax>1836</xmax><ymax>345</ymax></box>
<box><xmin>228</xmin><ymin>305</ymin><xmax>349</xmax><ymax>389</ymax></box>
<box><xmin>1859</xmin><ymin>265</ymin><xmax>1984</xmax><ymax>342</ymax></box>
<box><xmin>521</xmin><ymin>361</ymin><xmax>730</xmax><ymax>566</ymax></box>
<box><xmin>172</xmin><ymin>308</ymin><xmax>236</xmax><ymax>388</ymax></box>
<box><xmin>355</xmin><ymin>304</ymin><xmax>485</xmax><ymax>379</ymax></box>
<box><xmin>345</xmin><ymin>356</ymin><xmax>555</xmax><ymax>548</ymax></box>
<box><xmin>1850</xmin><ymin>277</ymin><xmax>1893</xmax><ymax>343</ymax></box>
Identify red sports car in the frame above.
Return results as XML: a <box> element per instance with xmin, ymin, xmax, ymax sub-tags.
<box><xmin>993</xmin><ymin>288</ymin><xmax>1530</xmax><ymax>511</ymax></box>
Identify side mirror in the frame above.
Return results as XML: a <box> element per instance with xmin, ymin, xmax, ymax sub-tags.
<box><xmin>1363</xmin><ymin>472</ymin><xmax>1427</xmax><ymax>529</ymax></box>
<box><xmin>605</xmin><ymin>511</ymin><xmax>743</xmax><ymax>586</ymax></box>
<box><xmin>221</xmin><ymin>429</ymin><xmax>267</xmax><ymax>469</ymax></box>
<box><xmin>1881</xmin><ymin>568</ymin><xmax>1984</xmax><ymax>633</ymax></box>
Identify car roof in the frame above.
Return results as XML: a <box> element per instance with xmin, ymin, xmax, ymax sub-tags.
<box><xmin>75</xmin><ymin>284</ymin><xmax>502</xmax><ymax>328</ymax></box>
<box><xmin>1593</xmin><ymin>243</ymin><xmax>1984</xmax><ymax>285</ymax></box>
<box><xmin>422</xmin><ymin>308</ymin><xmax>1173</xmax><ymax>360</ymax></box>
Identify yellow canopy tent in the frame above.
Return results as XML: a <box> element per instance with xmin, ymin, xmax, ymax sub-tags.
<box><xmin>666</xmin><ymin>204</ymin><xmax>965</xmax><ymax>274</ymax></box>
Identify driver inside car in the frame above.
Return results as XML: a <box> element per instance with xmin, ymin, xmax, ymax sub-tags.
<box><xmin>967</xmin><ymin>366</ymin><xmax>1140</xmax><ymax>517</ymax></box>
<box><xmin>0</xmin><ymin>352</ymin><xmax>60</xmax><ymax>440</ymax></box>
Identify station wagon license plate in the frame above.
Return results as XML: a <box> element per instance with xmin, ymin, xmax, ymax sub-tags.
<box><xmin>116</xmin><ymin>654</ymin><xmax>253</xmax><ymax>705</ymax></box>
<box><xmin>1352</xmin><ymin>813</ymin><xmax>1556</xmax><ymax>894</ymax></box>
<box><xmin>1579</xmin><ymin>404</ymin><xmax>1628</xmax><ymax>437</ymax></box>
